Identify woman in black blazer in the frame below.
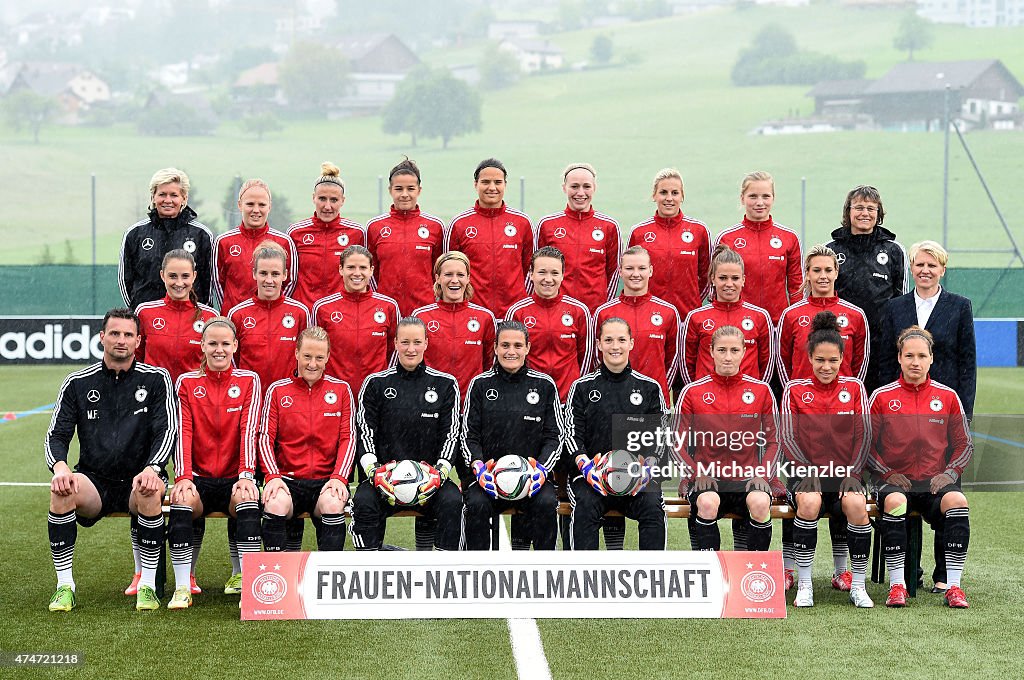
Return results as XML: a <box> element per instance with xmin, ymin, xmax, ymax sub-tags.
<box><xmin>879</xmin><ymin>239</ymin><xmax>976</xmax><ymax>591</ymax></box>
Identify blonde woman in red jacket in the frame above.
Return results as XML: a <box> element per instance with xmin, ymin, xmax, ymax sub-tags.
<box><xmin>167</xmin><ymin>317</ymin><xmax>262</xmax><ymax>609</ymax></box>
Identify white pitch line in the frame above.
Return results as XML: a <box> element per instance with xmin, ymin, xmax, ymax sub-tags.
<box><xmin>0</xmin><ymin>482</ymin><xmax>50</xmax><ymax>486</ymax></box>
<box><xmin>498</xmin><ymin>515</ymin><xmax>553</xmax><ymax>680</ymax></box>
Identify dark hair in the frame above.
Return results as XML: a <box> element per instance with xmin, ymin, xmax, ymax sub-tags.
<box><xmin>161</xmin><ymin>248</ymin><xmax>203</xmax><ymax>323</ymax></box>
<box><xmin>474</xmin><ymin>158</ymin><xmax>507</xmax><ymax>181</ymax></box>
<box><xmin>102</xmin><ymin>307</ymin><xmax>140</xmax><ymax>334</ymax></box>
<box><xmin>496</xmin><ymin>320</ymin><xmax>529</xmax><ymax>345</ymax></box>
<box><xmin>841</xmin><ymin>185</ymin><xmax>885</xmax><ymax>230</ymax></box>
<box><xmin>531</xmin><ymin>245</ymin><xmax>565</xmax><ymax>269</ymax></box>
<box><xmin>389</xmin><ymin>156</ymin><xmax>421</xmax><ymax>185</ymax></box>
<box><xmin>806</xmin><ymin>311</ymin><xmax>844</xmax><ymax>357</ymax></box>
<box><xmin>340</xmin><ymin>244</ymin><xmax>373</xmax><ymax>266</ymax></box>
<box><xmin>599</xmin><ymin>316</ymin><xmax>632</xmax><ymax>338</ymax></box>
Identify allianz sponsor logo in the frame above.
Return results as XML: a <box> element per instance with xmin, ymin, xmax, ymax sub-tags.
<box><xmin>1</xmin><ymin>323</ymin><xmax>103</xmax><ymax>361</ymax></box>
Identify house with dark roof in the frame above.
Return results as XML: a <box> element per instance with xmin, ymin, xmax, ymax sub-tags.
<box><xmin>0</xmin><ymin>61</ymin><xmax>111</xmax><ymax>124</ymax></box>
<box><xmin>807</xmin><ymin>59</ymin><xmax>1024</xmax><ymax>131</ymax></box>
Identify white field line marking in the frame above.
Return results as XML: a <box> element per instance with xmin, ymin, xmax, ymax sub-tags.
<box><xmin>0</xmin><ymin>482</ymin><xmax>50</xmax><ymax>486</ymax></box>
<box><xmin>498</xmin><ymin>515</ymin><xmax>553</xmax><ymax>680</ymax></box>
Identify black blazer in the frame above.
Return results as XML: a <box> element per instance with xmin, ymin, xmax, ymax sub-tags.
<box><xmin>879</xmin><ymin>288</ymin><xmax>976</xmax><ymax>418</ymax></box>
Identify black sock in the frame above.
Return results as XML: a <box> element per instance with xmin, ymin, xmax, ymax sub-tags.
<box><xmin>881</xmin><ymin>513</ymin><xmax>907</xmax><ymax>585</ymax></box>
<box><xmin>748</xmin><ymin>518</ymin><xmax>772</xmax><ymax>551</ymax></box>
<box><xmin>168</xmin><ymin>506</ymin><xmax>193</xmax><ymax>583</ymax></box>
<box><xmin>235</xmin><ymin>502</ymin><xmax>262</xmax><ymax>570</ymax></box>
<box><xmin>136</xmin><ymin>512</ymin><xmax>165</xmax><ymax>587</ymax></box>
<box><xmin>829</xmin><ymin>514</ymin><xmax>848</xmax><ymax>571</ymax></box>
<box><xmin>943</xmin><ymin>507</ymin><xmax>970</xmax><ymax>586</ymax></box>
<box><xmin>847</xmin><ymin>522</ymin><xmax>871</xmax><ymax>583</ymax></box>
<box><xmin>191</xmin><ymin>517</ymin><xmax>205</xmax><ymax>571</ymax></box>
<box><xmin>48</xmin><ymin>510</ymin><xmax>77</xmax><ymax>584</ymax></box>
<box><xmin>317</xmin><ymin>513</ymin><xmax>346</xmax><ymax>551</ymax></box>
<box><xmin>694</xmin><ymin>516</ymin><xmax>720</xmax><ymax>551</ymax></box>
<box><xmin>603</xmin><ymin>516</ymin><xmax>625</xmax><ymax>550</ymax></box>
<box><xmin>262</xmin><ymin>512</ymin><xmax>287</xmax><ymax>552</ymax></box>
<box><xmin>792</xmin><ymin>517</ymin><xmax>818</xmax><ymax>583</ymax></box>
<box><xmin>732</xmin><ymin>518</ymin><xmax>749</xmax><ymax>551</ymax></box>
<box><xmin>510</xmin><ymin>513</ymin><xmax>530</xmax><ymax>551</ymax></box>
<box><xmin>285</xmin><ymin>517</ymin><xmax>305</xmax><ymax>552</ymax></box>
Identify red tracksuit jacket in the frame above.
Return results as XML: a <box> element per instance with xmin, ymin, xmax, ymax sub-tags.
<box><xmin>675</xmin><ymin>373</ymin><xmax>780</xmax><ymax>477</ymax></box>
<box><xmin>213</xmin><ymin>224</ymin><xmax>298</xmax><ymax>315</ymax></box>
<box><xmin>174</xmin><ymin>367</ymin><xmax>261</xmax><ymax>482</ymax></box>
<box><xmin>365</xmin><ymin>205</ymin><xmax>445</xmax><ymax>316</ymax></box>
<box><xmin>679</xmin><ymin>298</ymin><xmax>774</xmax><ymax>384</ymax></box>
<box><xmin>505</xmin><ymin>293</ymin><xmax>592</xmax><ymax>401</ymax></box>
<box><xmin>780</xmin><ymin>376</ymin><xmax>869</xmax><ymax>474</ymax></box>
<box><xmin>534</xmin><ymin>207</ymin><xmax>620</xmax><ymax>313</ymax></box>
<box><xmin>259</xmin><ymin>374</ymin><xmax>355</xmax><ymax>483</ymax></box>
<box><xmin>412</xmin><ymin>300</ymin><xmax>497</xmax><ymax>397</ymax></box>
<box><xmin>776</xmin><ymin>296</ymin><xmax>869</xmax><ymax>384</ymax></box>
<box><xmin>445</xmin><ymin>202</ymin><xmax>533</xmax><ymax>317</ymax></box>
<box><xmin>288</xmin><ymin>214</ymin><xmax>366</xmax><ymax>310</ymax></box>
<box><xmin>227</xmin><ymin>295</ymin><xmax>310</xmax><ymax>392</ymax></box>
<box><xmin>313</xmin><ymin>290</ymin><xmax>400</xmax><ymax>396</ymax></box>
<box><xmin>715</xmin><ymin>216</ymin><xmax>803</xmax><ymax>322</ymax></box>
<box><xmin>868</xmin><ymin>376</ymin><xmax>973</xmax><ymax>481</ymax></box>
<box><xmin>593</xmin><ymin>293</ymin><xmax>679</xmax><ymax>402</ymax></box>
<box><xmin>626</xmin><ymin>213</ymin><xmax>711</xmax><ymax>318</ymax></box>
<box><xmin>136</xmin><ymin>296</ymin><xmax>218</xmax><ymax>383</ymax></box>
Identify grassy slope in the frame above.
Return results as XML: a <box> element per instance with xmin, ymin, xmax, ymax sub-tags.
<box><xmin>2</xmin><ymin>6</ymin><xmax>1023</xmax><ymax>267</ymax></box>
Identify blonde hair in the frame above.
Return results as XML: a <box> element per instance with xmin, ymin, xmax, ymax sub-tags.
<box><xmin>708</xmin><ymin>244</ymin><xmax>744</xmax><ymax>281</ymax></box>
<box><xmin>711</xmin><ymin>325</ymin><xmax>744</xmax><ymax>348</ymax></box>
<box><xmin>801</xmin><ymin>244</ymin><xmax>839</xmax><ymax>296</ymax></box>
<box><xmin>199</xmin><ymin>317</ymin><xmax>237</xmax><ymax>374</ymax></box>
<box><xmin>897</xmin><ymin>325</ymin><xmax>934</xmax><ymax>354</ymax></box>
<box><xmin>909</xmin><ymin>240</ymin><xmax>949</xmax><ymax>268</ymax></box>
<box><xmin>621</xmin><ymin>245</ymin><xmax>651</xmax><ymax>261</ymax></box>
<box><xmin>238</xmin><ymin>178</ymin><xmax>272</xmax><ymax>202</ymax></box>
<box><xmin>651</xmin><ymin>168</ymin><xmax>684</xmax><ymax>198</ymax></box>
<box><xmin>252</xmin><ymin>240</ymin><xmax>287</xmax><ymax>270</ymax></box>
<box><xmin>740</xmin><ymin>170</ymin><xmax>774</xmax><ymax>197</ymax></box>
<box><xmin>149</xmin><ymin>168</ymin><xmax>189</xmax><ymax>208</ymax></box>
<box><xmin>563</xmin><ymin>162</ymin><xmax>596</xmax><ymax>182</ymax></box>
<box><xmin>297</xmin><ymin>325</ymin><xmax>331</xmax><ymax>352</ymax></box>
<box><xmin>432</xmin><ymin>251</ymin><xmax>475</xmax><ymax>301</ymax></box>
<box><xmin>315</xmin><ymin>161</ymin><xmax>345</xmax><ymax>193</ymax></box>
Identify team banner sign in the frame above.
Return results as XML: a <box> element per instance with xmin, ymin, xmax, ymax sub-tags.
<box><xmin>241</xmin><ymin>551</ymin><xmax>785</xmax><ymax>620</ymax></box>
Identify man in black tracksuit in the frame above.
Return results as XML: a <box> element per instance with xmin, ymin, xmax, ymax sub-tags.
<box><xmin>462</xmin><ymin>321</ymin><xmax>563</xmax><ymax>550</ymax></box>
<box><xmin>45</xmin><ymin>308</ymin><xmax>176</xmax><ymax>611</ymax></box>
<box><xmin>119</xmin><ymin>169</ymin><xmax>214</xmax><ymax>309</ymax></box>
<box><xmin>826</xmin><ymin>187</ymin><xmax>908</xmax><ymax>394</ymax></box>
<box><xmin>351</xmin><ymin>317</ymin><xmax>464</xmax><ymax>550</ymax></box>
<box><xmin>565</xmin><ymin>317</ymin><xmax>667</xmax><ymax>550</ymax></box>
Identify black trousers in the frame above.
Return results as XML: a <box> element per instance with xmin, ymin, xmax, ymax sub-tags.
<box><xmin>350</xmin><ymin>479</ymin><xmax>464</xmax><ymax>550</ymax></box>
<box><xmin>464</xmin><ymin>481</ymin><xmax>558</xmax><ymax>550</ymax></box>
<box><xmin>568</xmin><ymin>476</ymin><xmax>665</xmax><ymax>550</ymax></box>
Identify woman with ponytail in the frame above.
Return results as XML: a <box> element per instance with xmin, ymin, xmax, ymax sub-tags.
<box><xmin>167</xmin><ymin>318</ymin><xmax>262</xmax><ymax>610</ymax></box>
<box><xmin>135</xmin><ymin>249</ymin><xmax>218</xmax><ymax>384</ymax></box>
<box><xmin>779</xmin><ymin>311</ymin><xmax>873</xmax><ymax>608</ymax></box>
<box><xmin>776</xmin><ymin>245</ymin><xmax>869</xmax><ymax>385</ymax></box>
<box><xmin>288</xmin><ymin>162</ymin><xmax>367</xmax><ymax>309</ymax></box>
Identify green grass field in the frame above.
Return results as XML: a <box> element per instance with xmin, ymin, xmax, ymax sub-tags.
<box><xmin>2</xmin><ymin>5</ymin><xmax>1023</xmax><ymax>268</ymax></box>
<box><xmin>1</xmin><ymin>365</ymin><xmax>1022</xmax><ymax>678</ymax></box>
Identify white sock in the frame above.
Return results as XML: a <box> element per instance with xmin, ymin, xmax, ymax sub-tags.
<box><xmin>56</xmin><ymin>569</ymin><xmax>75</xmax><ymax>591</ymax></box>
<box><xmin>889</xmin><ymin>567</ymin><xmax>905</xmax><ymax>587</ymax></box>
<box><xmin>797</xmin><ymin>565</ymin><xmax>812</xmax><ymax>587</ymax></box>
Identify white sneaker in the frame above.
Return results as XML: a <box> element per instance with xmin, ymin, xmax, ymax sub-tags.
<box><xmin>794</xmin><ymin>584</ymin><xmax>814</xmax><ymax>607</ymax></box>
<box><xmin>850</xmin><ymin>586</ymin><xmax>874</xmax><ymax>608</ymax></box>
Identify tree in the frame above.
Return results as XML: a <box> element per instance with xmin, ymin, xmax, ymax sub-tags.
<box><xmin>240</xmin><ymin>112</ymin><xmax>284</xmax><ymax>141</ymax></box>
<box><xmin>479</xmin><ymin>43</ymin><xmax>521</xmax><ymax>91</ymax></box>
<box><xmin>137</xmin><ymin>102</ymin><xmax>217</xmax><ymax>136</ymax></box>
<box><xmin>61</xmin><ymin>239</ymin><xmax>78</xmax><ymax>265</ymax></box>
<box><xmin>36</xmin><ymin>244</ymin><xmax>56</xmax><ymax>265</ymax></box>
<box><xmin>894</xmin><ymin>11</ymin><xmax>934</xmax><ymax>61</ymax></box>
<box><xmin>381</xmin><ymin>67</ymin><xmax>481</xmax><ymax>150</ymax></box>
<box><xmin>2</xmin><ymin>90</ymin><xmax>55</xmax><ymax>143</ymax></box>
<box><xmin>590</xmin><ymin>35</ymin><xmax>614</xmax><ymax>65</ymax></box>
<box><xmin>278</xmin><ymin>42</ymin><xmax>350</xmax><ymax>114</ymax></box>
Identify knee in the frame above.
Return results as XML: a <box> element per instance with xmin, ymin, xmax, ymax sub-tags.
<box><xmin>883</xmin><ymin>493</ymin><xmax>907</xmax><ymax>514</ymax></box>
<box><xmin>50</xmin><ymin>492</ymin><xmax>74</xmax><ymax>514</ymax></box>
<box><xmin>941</xmin><ymin>492</ymin><xmax>969</xmax><ymax>512</ymax></box>
<box><xmin>463</xmin><ymin>486</ymin><xmax>492</xmax><ymax>513</ymax></box>
<box><xmin>265</xmin><ymin>495</ymin><xmax>291</xmax><ymax>517</ymax></box>
<box><xmin>316</xmin><ymin>496</ymin><xmax>344</xmax><ymax>516</ymax></box>
<box><xmin>796</xmin><ymin>494</ymin><xmax>821</xmax><ymax>520</ymax></box>
<box><xmin>747</xmin><ymin>492</ymin><xmax>770</xmax><ymax>518</ymax></box>
<box><xmin>695</xmin><ymin>493</ymin><xmax>719</xmax><ymax>519</ymax></box>
<box><xmin>842</xmin><ymin>497</ymin><xmax>868</xmax><ymax>523</ymax></box>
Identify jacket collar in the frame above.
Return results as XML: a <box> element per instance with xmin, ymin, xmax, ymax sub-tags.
<box><xmin>600</xmin><ymin>362</ymin><xmax>632</xmax><ymax>382</ymax></box>
<box><xmin>473</xmin><ymin>201</ymin><xmax>507</xmax><ymax>219</ymax></box>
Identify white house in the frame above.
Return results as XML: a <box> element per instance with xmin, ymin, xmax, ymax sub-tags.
<box><xmin>499</xmin><ymin>38</ymin><xmax>565</xmax><ymax>73</ymax></box>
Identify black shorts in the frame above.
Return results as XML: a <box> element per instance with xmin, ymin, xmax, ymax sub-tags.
<box><xmin>687</xmin><ymin>488</ymin><xmax>756</xmax><ymax>520</ymax></box>
<box><xmin>77</xmin><ymin>471</ymin><xmax>139</xmax><ymax>527</ymax></box>
<box><xmin>876</xmin><ymin>483</ymin><xmax>961</xmax><ymax>527</ymax></box>
<box><xmin>283</xmin><ymin>478</ymin><xmax>330</xmax><ymax>518</ymax></box>
<box><xmin>785</xmin><ymin>479</ymin><xmax>845</xmax><ymax>519</ymax></box>
<box><xmin>194</xmin><ymin>476</ymin><xmax>240</xmax><ymax>516</ymax></box>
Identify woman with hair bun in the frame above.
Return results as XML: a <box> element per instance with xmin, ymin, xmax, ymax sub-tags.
<box><xmin>776</xmin><ymin>244</ymin><xmax>869</xmax><ymax>384</ymax></box>
<box><xmin>119</xmin><ymin>168</ymin><xmax>214</xmax><ymax>310</ymax></box>
<box><xmin>365</xmin><ymin>157</ymin><xmax>446</xmax><ymax>315</ymax></box>
<box><xmin>213</xmin><ymin>179</ymin><xmax>298</xmax><ymax>315</ymax></box>
<box><xmin>779</xmin><ymin>311</ymin><xmax>873</xmax><ymax>608</ymax></box>
<box><xmin>288</xmin><ymin>162</ymin><xmax>367</xmax><ymax>309</ymax></box>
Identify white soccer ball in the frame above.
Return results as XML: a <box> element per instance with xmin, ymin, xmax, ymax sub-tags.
<box><xmin>600</xmin><ymin>450</ymin><xmax>642</xmax><ymax>497</ymax></box>
<box><xmin>492</xmin><ymin>455</ymin><xmax>532</xmax><ymax>501</ymax></box>
<box><xmin>388</xmin><ymin>459</ymin><xmax>427</xmax><ymax>506</ymax></box>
